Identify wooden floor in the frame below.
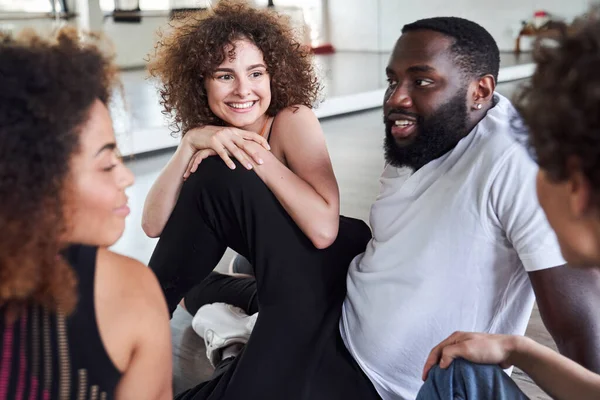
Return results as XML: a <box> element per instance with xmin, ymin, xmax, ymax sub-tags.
<box><xmin>119</xmin><ymin>79</ymin><xmax>552</xmax><ymax>399</ymax></box>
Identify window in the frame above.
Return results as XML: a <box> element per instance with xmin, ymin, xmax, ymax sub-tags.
<box><xmin>98</xmin><ymin>0</ymin><xmax>177</xmax><ymax>12</ymax></box>
<box><xmin>0</xmin><ymin>0</ymin><xmax>54</xmax><ymax>13</ymax></box>
<box><xmin>139</xmin><ymin>0</ymin><xmax>169</xmax><ymax>10</ymax></box>
<box><xmin>169</xmin><ymin>0</ymin><xmax>210</xmax><ymax>8</ymax></box>
<box><xmin>271</xmin><ymin>0</ymin><xmax>320</xmax><ymax>7</ymax></box>
<box><xmin>100</xmin><ymin>0</ymin><xmax>115</xmax><ymax>12</ymax></box>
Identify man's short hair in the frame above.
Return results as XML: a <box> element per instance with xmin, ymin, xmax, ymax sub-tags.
<box><xmin>402</xmin><ymin>17</ymin><xmax>500</xmax><ymax>82</ymax></box>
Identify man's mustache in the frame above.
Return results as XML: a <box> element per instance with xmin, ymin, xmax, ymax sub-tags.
<box><xmin>384</xmin><ymin>109</ymin><xmax>420</xmax><ymax>123</ymax></box>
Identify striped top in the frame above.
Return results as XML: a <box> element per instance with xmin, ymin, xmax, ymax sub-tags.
<box><xmin>0</xmin><ymin>245</ymin><xmax>121</xmax><ymax>400</ymax></box>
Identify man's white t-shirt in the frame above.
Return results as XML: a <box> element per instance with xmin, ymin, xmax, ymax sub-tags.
<box><xmin>339</xmin><ymin>94</ymin><xmax>565</xmax><ymax>400</ymax></box>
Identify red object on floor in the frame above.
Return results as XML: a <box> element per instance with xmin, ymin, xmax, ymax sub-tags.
<box><xmin>311</xmin><ymin>43</ymin><xmax>335</xmax><ymax>54</ymax></box>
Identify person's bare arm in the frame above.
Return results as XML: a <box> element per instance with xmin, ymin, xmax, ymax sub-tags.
<box><xmin>251</xmin><ymin>106</ymin><xmax>340</xmax><ymax>249</ymax></box>
<box><xmin>142</xmin><ymin>140</ymin><xmax>196</xmax><ymax>238</ymax></box>
<box><xmin>116</xmin><ymin>262</ymin><xmax>172</xmax><ymax>399</ymax></box>
<box><xmin>529</xmin><ymin>266</ymin><xmax>600</xmax><ymax>372</ymax></box>
<box><xmin>512</xmin><ymin>336</ymin><xmax>600</xmax><ymax>400</ymax></box>
<box><xmin>423</xmin><ymin>332</ymin><xmax>600</xmax><ymax>400</ymax></box>
<box><xmin>95</xmin><ymin>250</ymin><xmax>172</xmax><ymax>399</ymax></box>
<box><xmin>423</xmin><ymin>267</ymin><xmax>600</xmax><ymax>400</ymax></box>
<box><xmin>114</xmin><ymin>270</ymin><xmax>172</xmax><ymax>400</ymax></box>
<box><xmin>142</xmin><ymin>126</ymin><xmax>268</xmax><ymax>238</ymax></box>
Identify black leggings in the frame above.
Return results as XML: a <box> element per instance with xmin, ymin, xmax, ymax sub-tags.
<box><xmin>184</xmin><ymin>271</ymin><xmax>258</xmax><ymax>316</ymax></box>
<box><xmin>149</xmin><ymin>157</ymin><xmax>379</xmax><ymax>400</ymax></box>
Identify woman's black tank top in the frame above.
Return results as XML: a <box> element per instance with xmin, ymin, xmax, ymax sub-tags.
<box><xmin>0</xmin><ymin>245</ymin><xmax>122</xmax><ymax>399</ymax></box>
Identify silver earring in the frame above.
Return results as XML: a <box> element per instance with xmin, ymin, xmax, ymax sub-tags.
<box><xmin>475</xmin><ymin>103</ymin><xmax>482</xmax><ymax>110</ymax></box>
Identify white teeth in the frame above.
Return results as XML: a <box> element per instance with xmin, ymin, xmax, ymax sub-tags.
<box><xmin>394</xmin><ymin>120</ymin><xmax>415</xmax><ymax>127</ymax></box>
<box><xmin>229</xmin><ymin>101</ymin><xmax>255</xmax><ymax>109</ymax></box>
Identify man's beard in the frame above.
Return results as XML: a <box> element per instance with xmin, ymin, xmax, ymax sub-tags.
<box><xmin>384</xmin><ymin>90</ymin><xmax>469</xmax><ymax>170</ymax></box>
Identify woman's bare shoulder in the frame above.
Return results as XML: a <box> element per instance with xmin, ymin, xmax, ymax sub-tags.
<box><xmin>275</xmin><ymin>104</ymin><xmax>315</xmax><ymax>121</ymax></box>
<box><xmin>94</xmin><ymin>248</ymin><xmax>169</xmax><ymax>371</ymax></box>
<box><xmin>271</xmin><ymin>105</ymin><xmax>320</xmax><ymax>136</ymax></box>
<box><xmin>95</xmin><ymin>248</ymin><xmax>165</xmax><ymax>309</ymax></box>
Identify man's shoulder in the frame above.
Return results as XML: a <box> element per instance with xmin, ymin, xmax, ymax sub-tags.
<box><xmin>470</xmin><ymin>97</ymin><xmax>533</xmax><ymax>173</ymax></box>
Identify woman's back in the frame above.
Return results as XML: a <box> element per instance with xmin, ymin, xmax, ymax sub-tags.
<box><xmin>0</xmin><ymin>245</ymin><xmax>120</xmax><ymax>399</ymax></box>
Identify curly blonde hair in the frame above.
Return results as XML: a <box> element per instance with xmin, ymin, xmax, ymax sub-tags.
<box><xmin>148</xmin><ymin>1</ymin><xmax>321</xmax><ymax>135</ymax></box>
<box><xmin>0</xmin><ymin>27</ymin><xmax>118</xmax><ymax>314</ymax></box>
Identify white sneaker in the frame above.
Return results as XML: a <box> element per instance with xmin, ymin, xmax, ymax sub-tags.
<box><xmin>246</xmin><ymin>312</ymin><xmax>258</xmax><ymax>331</ymax></box>
<box><xmin>191</xmin><ymin>303</ymin><xmax>258</xmax><ymax>367</ymax></box>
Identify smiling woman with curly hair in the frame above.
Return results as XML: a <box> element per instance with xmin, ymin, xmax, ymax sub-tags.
<box><xmin>143</xmin><ymin>0</ymin><xmax>339</xmax><ymax>246</ymax></box>
<box><xmin>142</xmin><ymin>2</ymin><xmax>373</xmax><ymax>397</ymax></box>
<box><xmin>0</xmin><ymin>27</ymin><xmax>172</xmax><ymax>399</ymax></box>
<box><xmin>148</xmin><ymin>1</ymin><xmax>320</xmax><ymax>134</ymax></box>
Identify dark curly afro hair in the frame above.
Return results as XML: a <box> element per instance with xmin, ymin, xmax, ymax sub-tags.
<box><xmin>148</xmin><ymin>0</ymin><xmax>321</xmax><ymax>135</ymax></box>
<box><xmin>514</xmin><ymin>18</ymin><xmax>600</xmax><ymax>206</ymax></box>
<box><xmin>0</xmin><ymin>27</ymin><xmax>118</xmax><ymax>314</ymax></box>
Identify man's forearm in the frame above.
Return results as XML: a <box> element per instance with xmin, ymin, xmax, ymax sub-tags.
<box><xmin>530</xmin><ymin>266</ymin><xmax>600</xmax><ymax>373</ymax></box>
